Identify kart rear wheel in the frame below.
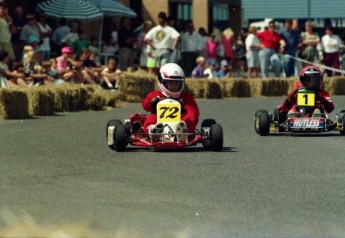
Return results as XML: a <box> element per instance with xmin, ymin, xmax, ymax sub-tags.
<box><xmin>340</xmin><ymin>113</ymin><xmax>345</xmax><ymax>135</ymax></box>
<box><xmin>201</xmin><ymin>119</ymin><xmax>216</xmax><ymax>150</ymax></box>
<box><xmin>255</xmin><ymin>110</ymin><xmax>270</xmax><ymax>136</ymax></box>
<box><xmin>113</xmin><ymin>123</ymin><xmax>127</xmax><ymax>152</ymax></box>
<box><xmin>209</xmin><ymin>124</ymin><xmax>223</xmax><ymax>152</ymax></box>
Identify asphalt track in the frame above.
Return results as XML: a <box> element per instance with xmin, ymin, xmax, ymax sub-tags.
<box><xmin>1</xmin><ymin>96</ymin><xmax>345</xmax><ymax>237</ymax></box>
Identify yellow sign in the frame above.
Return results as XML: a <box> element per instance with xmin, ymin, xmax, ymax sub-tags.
<box><xmin>297</xmin><ymin>92</ymin><xmax>315</xmax><ymax>107</ymax></box>
<box><xmin>157</xmin><ymin>103</ymin><xmax>181</xmax><ymax>123</ymax></box>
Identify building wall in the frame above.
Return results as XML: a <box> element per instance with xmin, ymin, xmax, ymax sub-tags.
<box><xmin>141</xmin><ymin>0</ymin><xmax>169</xmax><ymax>24</ymax></box>
<box><xmin>192</xmin><ymin>0</ymin><xmax>209</xmax><ymax>32</ymax></box>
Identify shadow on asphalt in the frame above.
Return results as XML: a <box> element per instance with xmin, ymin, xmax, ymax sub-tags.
<box><xmin>266</xmin><ymin>132</ymin><xmax>343</xmax><ymax>137</ymax></box>
<box><xmin>120</xmin><ymin>146</ymin><xmax>237</xmax><ymax>153</ymax></box>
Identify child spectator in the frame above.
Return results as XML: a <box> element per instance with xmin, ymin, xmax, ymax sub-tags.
<box><xmin>56</xmin><ymin>46</ymin><xmax>83</xmax><ymax>83</ymax></box>
<box><xmin>192</xmin><ymin>56</ymin><xmax>205</xmax><ymax>78</ymax></box>
<box><xmin>72</xmin><ymin>30</ymin><xmax>90</xmax><ymax>57</ymax></box>
<box><xmin>203</xmin><ymin>59</ymin><xmax>217</xmax><ymax>79</ymax></box>
<box><xmin>102</xmin><ymin>37</ymin><xmax>117</xmax><ymax>54</ymax></box>
<box><xmin>88</xmin><ymin>36</ymin><xmax>101</xmax><ymax>64</ymax></box>
<box><xmin>205</xmin><ymin>33</ymin><xmax>218</xmax><ymax>63</ymax></box>
<box><xmin>101</xmin><ymin>58</ymin><xmax>121</xmax><ymax>89</ymax></box>
<box><xmin>0</xmin><ymin>50</ymin><xmax>27</xmax><ymax>88</ymax></box>
<box><xmin>41</xmin><ymin>60</ymin><xmax>64</xmax><ymax>84</ymax></box>
<box><xmin>217</xmin><ymin>59</ymin><xmax>231</xmax><ymax>78</ymax></box>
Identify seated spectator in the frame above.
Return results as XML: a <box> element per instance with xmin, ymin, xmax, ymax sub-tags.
<box><xmin>78</xmin><ymin>48</ymin><xmax>98</xmax><ymax>85</ymax></box>
<box><xmin>0</xmin><ymin>50</ymin><xmax>27</xmax><ymax>88</ymax></box>
<box><xmin>88</xmin><ymin>36</ymin><xmax>101</xmax><ymax>64</ymax></box>
<box><xmin>56</xmin><ymin>46</ymin><xmax>84</xmax><ymax>83</ymax></box>
<box><xmin>22</xmin><ymin>45</ymin><xmax>34</xmax><ymax>61</ymax></box>
<box><xmin>101</xmin><ymin>58</ymin><xmax>121</xmax><ymax>89</ymax></box>
<box><xmin>41</xmin><ymin>60</ymin><xmax>64</xmax><ymax>84</ymax></box>
<box><xmin>217</xmin><ymin>59</ymin><xmax>231</xmax><ymax>78</ymax></box>
<box><xmin>23</xmin><ymin>50</ymin><xmax>52</xmax><ymax>86</ymax></box>
<box><xmin>203</xmin><ymin>59</ymin><xmax>217</xmax><ymax>79</ymax></box>
<box><xmin>192</xmin><ymin>56</ymin><xmax>206</xmax><ymax>78</ymax></box>
<box><xmin>102</xmin><ymin>37</ymin><xmax>117</xmax><ymax>54</ymax></box>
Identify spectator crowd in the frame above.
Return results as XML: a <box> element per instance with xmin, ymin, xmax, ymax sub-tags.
<box><xmin>1</xmin><ymin>2</ymin><xmax>345</xmax><ymax>90</ymax></box>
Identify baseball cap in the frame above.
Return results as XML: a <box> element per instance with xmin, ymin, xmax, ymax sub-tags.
<box><xmin>221</xmin><ymin>59</ymin><xmax>228</xmax><ymax>66</ymax></box>
<box><xmin>158</xmin><ymin>12</ymin><xmax>167</xmax><ymax>20</ymax></box>
<box><xmin>207</xmin><ymin>59</ymin><xmax>216</xmax><ymax>66</ymax></box>
<box><xmin>61</xmin><ymin>46</ymin><xmax>73</xmax><ymax>54</ymax></box>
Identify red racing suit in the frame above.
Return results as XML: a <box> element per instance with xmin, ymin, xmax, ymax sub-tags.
<box><xmin>142</xmin><ymin>90</ymin><xmax>199</xmax><ymax>133</ymax></box>
<box><xmin>277</xmin><ymin>88</ymin><xmax>334</xmax><ymax>114</ymax></box>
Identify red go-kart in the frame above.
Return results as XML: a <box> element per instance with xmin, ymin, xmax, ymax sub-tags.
<box><xmin>106</xmin><ymin>98</ymin><xmax>223</xmax><ymax>152</ymax></box>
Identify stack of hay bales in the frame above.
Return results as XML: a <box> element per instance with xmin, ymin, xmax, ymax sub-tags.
<box><xmin>27</xmin><ymin>87</ymin><xmax>55</xmax><ymax>117</ymax></box>
<box><xmin>118</xmin><ymin>70</ymin><xmax>156</xmax><ymax>102</ymax></box>
<box><xmin>0</xmin><ymin>89</ymin><xmax>29</xmax><ymax>119</ymax></box>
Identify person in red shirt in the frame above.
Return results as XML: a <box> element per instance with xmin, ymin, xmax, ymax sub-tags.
<box><xmin>257</xmin><ymin>20</ymin><xmax>286</xmax><ymax>78</ymax></box>
<box><xmin>141</xmin><ymin>63</ymin><xmax>199</xmax><ymax>135</ymax></box>
<box><xmin>277</xmin><ymin>65</ymin><xmax>334</xmax><ymax>122</ymax></box>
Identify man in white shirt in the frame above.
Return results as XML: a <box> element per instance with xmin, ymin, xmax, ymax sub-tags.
<box><xmin>181</xmin><ymin>22</ymin><xmax>201</xmax><ymax>77</ymax></box>
<box><xmin>321</xmin><ymin>26</ymin><xmax>342</xmax><ymax>76</ymax></box>
<box><xmin>145</xmin><ymin>12</ymin><xmax>180</xmax><ymax>71</ymax></box>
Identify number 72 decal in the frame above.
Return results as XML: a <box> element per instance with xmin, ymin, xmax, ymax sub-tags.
<box><xmin>157</xmin><ymin>103</ymin><xmax>181</xmax><ymax>122</ymax></box>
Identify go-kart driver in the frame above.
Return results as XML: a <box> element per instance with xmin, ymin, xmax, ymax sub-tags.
<box><xmin>277</xmin><ymin>65</ymin><xmax>334</xmax><ymax>121</ymax></box>
<box><xmin>141</xmin><ymin>63</ymin><xmax>199</xmax><ymax>135</ymax></box>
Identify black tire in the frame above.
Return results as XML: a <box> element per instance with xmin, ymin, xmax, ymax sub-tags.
<box><xmin>209</xmin><ymin>124</ymin><xmax>223</xmax><ymax>152</ymax></box>
<box><xmin>254</xmin><ymin>110</ymin><xmax>268</xmax><ymax>134</ymax></box>
<box><xmin>113</xmin><ymin>123</ymin><xmax>127</xmax><ymax>152</ymax></box>
<box><xmin>201</xmin><ymin>119</ymin><xmax>216</xmax><ymax>128</ymax></box>
<box><xmin>255</xmin><ymin>110</ymin><xmax>270</xmax><ymax>136</ymax></box>
<box><xmin>340</xmin><ymin>113</ymin><xmax>345</xmax><ymax>135</ymax></box>
<box><xmin>201</xmin><ymin>119</ymin><xmax>216</xmax><ymax>150</ymax></box>
<box><xmin>106</xmin><ymin>119</ymin><xmax>122</xmax><ymax>137</ymax></box>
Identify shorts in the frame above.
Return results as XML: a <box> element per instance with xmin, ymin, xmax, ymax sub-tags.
<box><xmin>246</xmin><ymin>50</ymin><xmax>260</xmax><ymax>68</ymax></box>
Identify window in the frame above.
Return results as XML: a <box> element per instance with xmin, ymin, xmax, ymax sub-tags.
<box><xmin>177</xmin><ymin>3</ymin><xmax>192</xmax><ymax>21</ymax></box>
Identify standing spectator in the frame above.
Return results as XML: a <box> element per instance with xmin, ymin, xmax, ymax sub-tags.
<box><xmin>203</xmin><ymin>59</ymin><xmax>217</xmax><ymax>79</ymax></box>
<box><xmin>235</xmin><ymin>34</ymin><xmax>247</xmax><ymax>77</ymax></box>
<box><xmin>52</xmin><ymin>18</ymin><xmax>70</xmax><ymax>54</ymax></box>
<box><xmin>221</xmin><ymin>28</ymin><xmax>236</xmax><ymax>69</ymax></box>
<box><xmin>137</xmin><ymin>20</ymin><xmax>153</xmax><ymax>69</ymax></box>
<box><xmin>192</xmin><ymin>56</ymin><xmax>205</xmax><ymax>78</ymax></box>
<box><xmin>206</xmin><ymin>33</ymin><xmax>218</xmax><ymax>64</ymax></box>
<box><xmin>257</xmin><ymin>20</ymin><xmax>286</xmax><ymax>78</ymax></box>
<box><xmin>167</xmin><ymin>16</ymin><xmax>179</xmax><ymax>63</ymax></box>
<box><xmin>110</xmin><ymin>20</ymin><xmax>119</xmax><ymax>54</ymax></box>
<box><xmin>217</xmin><ymin>59</ymin><xmax>231</xmax><ymax>78</ymax></box>
<box><xmin>61</xmin><ymin>21</ymin><xmax>79</xmax><ymax>47</ymax></box>
<box><xmin>0</xmin><ymin>3</ymin><xmax>15</xmax><ymax>61</ymax></box>
<box><xmin>245</xmin><ymin>26</ymin><xmax>261</xmax><ymax>78</ymax></box>
<box><xmin>145</xmin><ymin>12</ymin><xmax>180</xmax><ymax>71</ymax></box>
<box><xmin>180</xmin><ymin>22</ymin><xmax>201</xmax><ymax>77</ymax></box>
<box><xmin>198</xmin><ymin>27</ymin><xmax>209</xmax><ymax>58</ymax></box>
<box><xmin>20</xmin><ymin>14</ymin><xmax>39</xmax><ymax>45</ymax></box>
<box><xmin>36</xmin><ymin>11</ymin><xmax>52</xmax><ymax>61</ymax></box>
<box><xmin>280</xmin><ymin>19</ymin><xmax>301</xmax><ymax>78</ymax></box>
<box><xmin>300</xmin><ymin>20</ymin><xmax>320</xmax><ymax>67</ymax></box>
<box><xmin>321</xmin><ymin>26</ymin><xmax>342</xmax><ymax>76</ymax></box>
<box><xmin>72</xmin><ymin>30</ymin><xmax>90</xmax><ymax>57</ymax></box>
<box><xmin>10</xmin><ymin>6</ymin><xmax>26</xmax><ymax>61</ymax></box>
<box><xmin>118</xmin><ymin>17</ymin><xmax>135</xmax><ymax>71</ymax></box>
<box><xmin>292</xmin><ymin>18</ymin><xmax>303</xmax><ymax>76</ymax></box>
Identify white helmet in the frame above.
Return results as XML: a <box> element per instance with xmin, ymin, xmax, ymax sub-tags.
<box><xmin>158</xmin><ymin>63</ymin><xmax>185</xmax><ymax>98</ymax></box>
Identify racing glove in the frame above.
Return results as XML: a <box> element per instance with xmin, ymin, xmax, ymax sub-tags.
<box><xmin>150</xmin><ymin>96</ymin><xmax>160</xmax><ymax>113</ymax></box>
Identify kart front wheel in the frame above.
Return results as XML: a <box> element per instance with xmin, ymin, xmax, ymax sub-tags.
<box><xmin>106</xmin><ymin>119</ymin><xmax>122</xmax><ymax>137</ymax></box>
<box><xmin>255</xmin><ymin>110</ymin><xmax>270</xmax><ymax>136</ymax></box>
<box><xmin>113</xmin><ymin>123</ymin><xmax>127</xmax><ymax>152</ymax></box>
<box><xmin>209</xmin><ymin>124</ymin><xmax>223</xmax><ymax>152</ymax></box>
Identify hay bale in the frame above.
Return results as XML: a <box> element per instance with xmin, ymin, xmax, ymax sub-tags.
<box><xmin>248</xmin><ymin>78</ymin><xmax>263</xmax><ymax>97</ymax></box>
<box><xmin>185</xmin><ymin>78</ymin><xmax>207</xmax><ymax>98</ymax></box>
<box><xmin>205</xmin><ymin>79</ymin><xmax>222</xmax><ymax>98</ymax></box>
<box><xmin>0</xmin><ymin>88</ymin><xmax>29</xmax><ymax>119</ymax></box>
<box><xmin>330</xmin><ymin>77</ymin><xmax>345</xmax><ymax>95</ymax></box>
<box><xmin>118</xmin><ymin>70</ymin><xmax>156</xmax><ymax>102</ymax></box>
<box><xmin>224</xmin><ymin>79</ymin><xmax>250</xmax><ymax>97</ymax></box>
<box><xmin>27</xmin><ymin>87</ymin><xmax>55</xmax><ymax>116</ymax></box>
<box><xmin>90</xmin><ymin>91</ymin><xmax>106</xmax><ymax>110</ymax></box>
<box><xmin>261</xmin><ymin>78</ymin><xmax>289</xmax><ymax>96</ymax></box>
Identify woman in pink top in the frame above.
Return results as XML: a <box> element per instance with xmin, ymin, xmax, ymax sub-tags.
<box><xmin>206</xmin><ymin>33</ymin><xmax>218</xmax><ymax>62</ymax></box>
